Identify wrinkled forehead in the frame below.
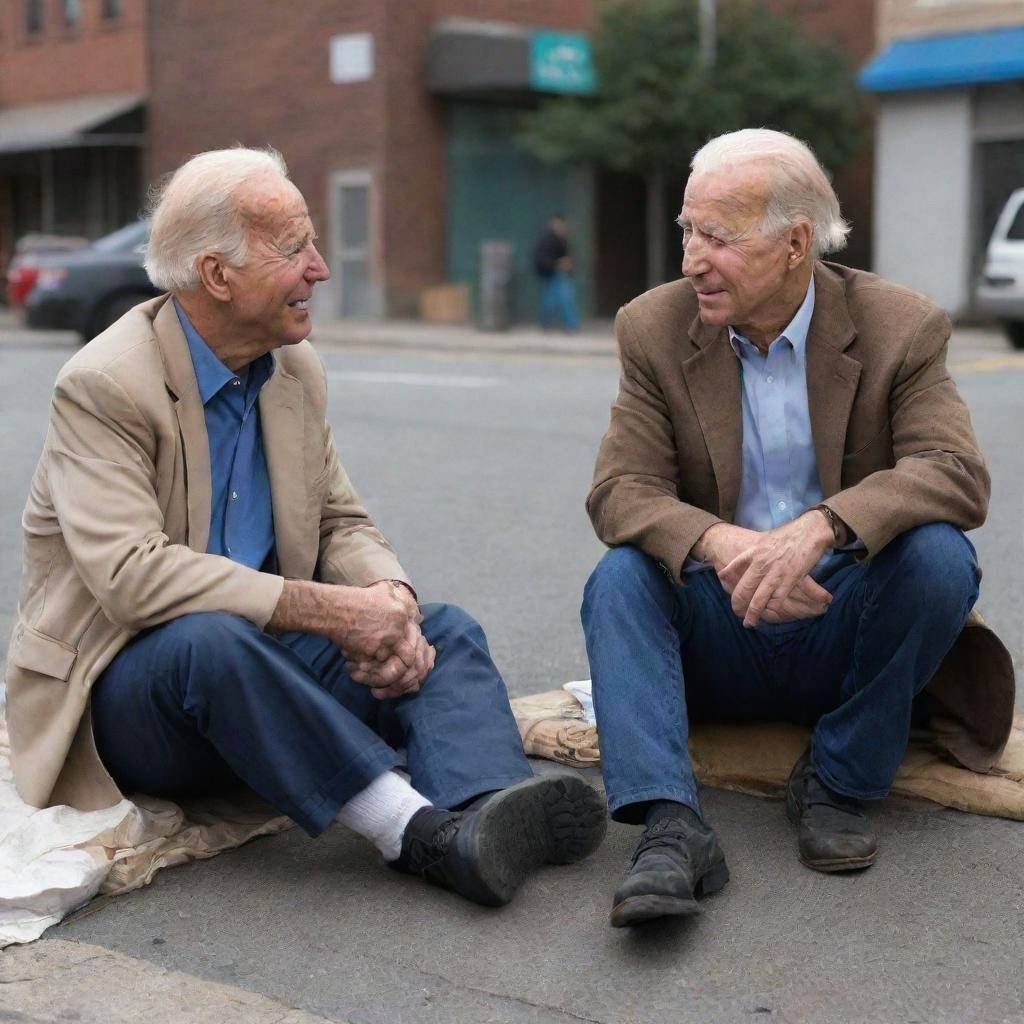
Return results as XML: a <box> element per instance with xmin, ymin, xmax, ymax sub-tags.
<box><xmin>236</xmin><ymin>176</ymin><xmax>310</xmax><ymax>237</ymax></box>
<box><xmin>682</xmin><ymin>164</ymin><xmax>771</xmax><ymax>223</ymax></box>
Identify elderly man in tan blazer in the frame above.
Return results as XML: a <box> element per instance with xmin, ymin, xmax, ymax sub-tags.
<box><xmin>581</xmin><ymin>128</ymin><xmax>1013</xmax><ymax>928</ymax></box>
<box><xmin>6</xmin><ymin>146</ymin><xmax>605</xmax><ymax>909</ymax></box>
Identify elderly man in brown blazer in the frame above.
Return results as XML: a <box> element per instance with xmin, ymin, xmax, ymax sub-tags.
<box><xmin>581</xmin><ymin>128</ymin><xmax>1011</xmax><ymax>928</ymax></box>
<box><xmin>6</xmin><ymin>146</ymin><xmax>605</xmax><ymax>909</ymax></box>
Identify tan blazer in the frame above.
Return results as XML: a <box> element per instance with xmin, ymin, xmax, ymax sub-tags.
<box><xmin>5</xmin><ymin>295</ymin><xmax>410</xmax><ymax>812</ymax></box>
<box><xmin>588</xmin><ymin>262</ymin><xmax>1015</xmax><ymax>770</ymax></box>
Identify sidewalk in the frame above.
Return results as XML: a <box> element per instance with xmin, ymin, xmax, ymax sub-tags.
<box><xmin>310</xmin><ymin>317</ymin><xmax>617</xmax><ymax>358</ymax></box>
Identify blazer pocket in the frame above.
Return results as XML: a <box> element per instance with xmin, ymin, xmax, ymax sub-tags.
<box><xmin>8</xmin><ymin>625</ymin><xmax>78</xmax><ymax>682</ymax></box>
<box><xmin>843</xmin><ymin>424</ymin><xmax>892</xmax><ymax>462</ymax></box>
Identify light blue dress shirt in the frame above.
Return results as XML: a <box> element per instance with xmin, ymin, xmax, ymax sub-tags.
<box><xmin>174</xmin><ymin>300</ymin><xmax>276</xmax><ymax>571</ymax></box>
<box><xmin>730</xmin><ymin>276</ymin><xmax>821</xmax><ymax>534</ymax></box>
<box><xmin>685</xmin><ymin>277</ymin><xmax>851</xmax><ymax>585</ymax></box>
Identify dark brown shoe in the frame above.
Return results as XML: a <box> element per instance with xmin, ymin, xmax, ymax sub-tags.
<box><xmin>785</xmin><ymin>750</ymin><xmax>877</xmax><ymax>872</ymax></box>
<box><xmin>609</xmin><ymin>813</ymin><xmax>729</xmax><ymax>928</ymax></box>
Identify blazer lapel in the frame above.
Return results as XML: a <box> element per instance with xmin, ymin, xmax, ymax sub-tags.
<box><xmin>154</xmin><ymin>299</ymin><xmax>211</xmax><ymax>551</ymax></box>
<box><xmin>683</xmin><ymin>314</ymin><xmax>743</xmax><ymax>520</ymax></box>
<box><xmin>259</xmin><ymin>363</ymin><xmax>306</xmax><ymax>577</ymax></box>
<box><xmin>806</xmin><ymin>264</ymin><xmax>861</xmax><ymax>499</ymax></box>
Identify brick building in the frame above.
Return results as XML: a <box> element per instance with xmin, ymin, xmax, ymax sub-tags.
<box><xmin>0</xmin><ymin>0</ymin><xmax>148</xmax><ymax>271</ymax></box>
<box><xmin>861</xmin><ymin>0</ymin><xmax>1024</xmax><ymax>315</ymax></box>
<box><xmin>146</xmin><ymin>0</ymin><xmax>596</xmax><ymax>322</ymax></box>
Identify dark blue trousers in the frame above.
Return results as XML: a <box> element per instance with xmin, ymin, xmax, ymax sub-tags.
<box><xmin>581</xmin><ymin>524</ymin><xmax>980</xmax><ymax>823</ymax></box>
<box><xmin>91</xmin><ymin>603</ymin><xmax>532</xmax><ymax>836</ymax></box>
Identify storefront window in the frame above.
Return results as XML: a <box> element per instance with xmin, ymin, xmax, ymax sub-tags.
<box><xmin>25</xmin><ymin>0</ymin><xmax>44</xmax><ymax>35</ymax></box>
<box><xmin>61</xmin><ymin>0</ymin><xmax>82</xmax><ymax>30</ymax></box>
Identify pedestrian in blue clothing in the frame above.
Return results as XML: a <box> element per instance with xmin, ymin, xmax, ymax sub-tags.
<box><xmin>533</xmin><ymin>214</ymin><xmax>580</xmax><ymax>331</ymax></box>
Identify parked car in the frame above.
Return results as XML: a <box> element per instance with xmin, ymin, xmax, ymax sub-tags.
<box><xmin>24</xmin><ymin>220</ymin><xmax>159</xmax><ymax>341</ymax></box>
<box><xmin>976</xmin><ymin>188</ymin><xmax>1024</xmax><ymax>350</ymax></box>
<box><xmin>4</xmin><ymin>233</ymin><xmax>88</xmax><ymax>308</ymax></box>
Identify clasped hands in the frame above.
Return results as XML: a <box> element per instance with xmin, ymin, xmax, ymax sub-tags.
<box><xmin>330</xmin><ymin>581</ymin><xmax>435</xmax><ymax>700</ymax></box>
<box><xmin>694</xmin><ymin>512</ymin><xmax>837</xmax><ymax>628</ymax></box>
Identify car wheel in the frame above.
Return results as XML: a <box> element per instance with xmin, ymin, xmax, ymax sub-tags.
<box><xmin>1003</xmin><ymin>321</ymin><xmax>1024</xmax><ymax>351</ymax></box>
<box><xmin>84</xmin><ymin>292</ymin><xmax>154</xmax><ymax>342</ymax></box>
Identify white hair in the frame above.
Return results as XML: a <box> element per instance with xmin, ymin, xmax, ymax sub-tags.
<box><xmin>690</xmin><ymin>129</ymin><xmax>850</xmax><ymax>258</ymax></box>
<box><xmin>144</xmin><ymin>146</ymin><xmax>290</xmax><ymax>292</ymax></box>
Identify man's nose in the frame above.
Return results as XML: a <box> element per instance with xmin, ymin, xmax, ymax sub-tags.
<box><xmin>306</xmin><ymin>244</ymin><xmax>331</xmax><ymax>282</ymax></box>
<box><xmin>682</xmin><ymin>237</ymin><xmax>709</xmax><ymax>278</ymax></box>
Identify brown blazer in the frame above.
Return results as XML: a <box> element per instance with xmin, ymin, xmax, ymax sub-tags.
<box><xmin>5</xmin><ymin>294</ymin><xmax>410</xmax><ymax>812</ymax></box>
<box><xmin>588</xmin><ymin>262</ymin><xmax>1015</xmax><ymax>770</ymax></box>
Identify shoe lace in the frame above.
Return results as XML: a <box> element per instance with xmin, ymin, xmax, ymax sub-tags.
<box><xmin>407</xmin><ymin>816</ymin><xmax>460</xmax><ymax>874</ymax></box>
<box><xmin>630</xmin><ymin>818</ymin><xmax>695</xmax><ymax>866</ymax></box>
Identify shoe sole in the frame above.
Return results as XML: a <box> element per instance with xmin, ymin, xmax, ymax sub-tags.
<box><xmin>458</xmin><ymin>774</ymin><xmax>607</xmax><ymax>906</ymax></box>
<box><xmin>609</xmin><ymin>858</ymin><xmax>730</xmax><ymax>928</ymax></box>
<box><xmin>797</xmin><ymin>852</ymin><xmax>876</xmax><ymax>873</ymax></box>
<box><xmin>786</xmin><ymin>786</ymin><xmax>877</xmax><ymax>873</ymax></box>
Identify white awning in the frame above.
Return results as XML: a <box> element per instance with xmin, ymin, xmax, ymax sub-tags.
<box><xmin>0</xmin><ymin>93</ymin><xmax>145</xmax><ymax>155</ymax></box>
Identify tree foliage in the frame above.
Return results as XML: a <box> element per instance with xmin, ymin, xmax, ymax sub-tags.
<box><xmin>521</xmin><ymin>0</ymin><xmax>865</xmax><ymax>179</ymax></box>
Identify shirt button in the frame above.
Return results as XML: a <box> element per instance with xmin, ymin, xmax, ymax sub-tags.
<box><xmin>766</xmin><ymin>375</ymin><xmax>774</xmax><ymax>383</ymax></box>
<box><xmin>232</xmin><ymin>379</ymin><xmax>241</xmax><ymax>387</ymax></box>
<box><xmin>231</xmin><ymin>491</ymin><xmax>239</xmax><ymax>500</ymax></box>
<box><xmin>777</xmin><ymin>500</ymin><xmax>787</xmax><ymax>510</ymax></box>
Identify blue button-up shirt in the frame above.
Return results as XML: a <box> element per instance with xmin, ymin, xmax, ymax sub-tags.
<box><xmin>729</xmin><ymin>277</ymin><xmax>821</xmax><ymax>535</ymax></box>
<box><xmin>175</xmin><ymin>301</ymin><xmax>276</xmax><ymax>571</ymax></box>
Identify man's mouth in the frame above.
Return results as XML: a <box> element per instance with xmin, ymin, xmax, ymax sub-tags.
<box><xmin>288</xmin><ymin>299</ymin><xmax>309</xmax><ymax>309</ymax></box>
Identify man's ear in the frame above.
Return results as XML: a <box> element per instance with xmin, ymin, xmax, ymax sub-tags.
<box><xmin>787</xmin><ymin>220</ymin><xmax>813</xmax><ymax>268</ymax></box>
<box><xmin>196</xmin><ymin>253</ymin><xmax>231</xmax><ymax>303</ymax></box>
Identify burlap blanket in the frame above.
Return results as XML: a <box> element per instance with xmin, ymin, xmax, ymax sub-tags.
<box><xmin>510</xmin><ymin>689</ymin><xmax>1024</xmax><ymax>819</ymax></box>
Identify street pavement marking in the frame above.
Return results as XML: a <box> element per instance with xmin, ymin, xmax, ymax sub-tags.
<box><xmin>328</xmin><ymin>370</ymin><xmax>502</xmax><ymax>388</ymax></box>
<box><xmin>1</xmin><ymin>939</ymin><xmax>342</xmax><ymax>1023</ymax></box>
<box><xmin>951</xmin><ymin>353</ymin><xmax>1024</xmax><ymax>374</ymax></box>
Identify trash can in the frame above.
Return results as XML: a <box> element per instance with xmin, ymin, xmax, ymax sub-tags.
<box><xmin>478</xmin><ymin>240</ymin><xmax>513</xmax><ymax>332</ymax></box>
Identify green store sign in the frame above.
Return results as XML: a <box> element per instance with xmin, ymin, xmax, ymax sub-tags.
<box><xmin>529</xmin><ymin>31</ymin><xmax>596</xmax><ymax>95</ymax></box>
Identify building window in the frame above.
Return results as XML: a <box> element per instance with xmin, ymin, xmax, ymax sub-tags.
<box><xmin>102</xmin><ymin>0</ymin><xmax>123</xmax><ymax>19</ymax></box>
<box><xmin>25</xmin><ymin>0</ymin><xmax>44</xmax><ymax>35</ymax></box>
<box><xmin>61</xmin><ymin>0</ymin><xmax>82</xmax><ymax>29</ymax></box>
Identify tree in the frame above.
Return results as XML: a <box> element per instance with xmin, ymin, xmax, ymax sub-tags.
<box><xmin>521</xmin><ymin>0</ymin><xmax>865</xmax><ymax>289</ymax></box>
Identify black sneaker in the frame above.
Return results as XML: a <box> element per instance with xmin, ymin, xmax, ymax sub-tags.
<box><xmin>609</xmin><ymin>814</ymin><xmax>729</xmax><ymax>928</ymax></box>
<box><xmin>785</xmin><ymin>749</ymin><xmax>877</xmax><ymax>872</ymax></box>
<box><xmin>392</xmin><ymin>774</ymin><xmax>607</xmax><ymax>906</ymax></box>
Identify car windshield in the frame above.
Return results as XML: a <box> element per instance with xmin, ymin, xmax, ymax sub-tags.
<box><xmin>92</xmin><ymin>221</ymin><xmax>150</xmax><ymax>254</ymax></box>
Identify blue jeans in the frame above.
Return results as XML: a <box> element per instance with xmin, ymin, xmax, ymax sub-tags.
<box><xmin>91</xmin><ymin>603</ymin><xmax>532</xmax><ymax>836</ymax></box>
<box><xmin>539</xmin><ymin>271</ymin><xmax>579</xmax><ymax>330</ymax></box>
<box><xmin>581</xmin><ymin>524</ymin><xmax>980</xmax><ymax>823</ymax></box>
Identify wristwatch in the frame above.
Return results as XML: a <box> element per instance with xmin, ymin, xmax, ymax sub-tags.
<box><xmin>813</xmin><ymin>504</ymin><xmax>844</xmax><ymax>547</ymax></box>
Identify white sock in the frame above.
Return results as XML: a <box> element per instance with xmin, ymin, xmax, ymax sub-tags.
<box><xmin>335</xmin><ymin>771</ymin><xmax>432</xmax><ymax>862</ymax></box>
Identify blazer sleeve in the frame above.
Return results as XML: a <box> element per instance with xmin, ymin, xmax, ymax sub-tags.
<box><xmin>47</xmin><ymin>367</ymin><xmax>284</xmax><ymax>632</ymax></box>
<box><xmin>824</xmin><ymin>305</ymin><xmax>990</xmax><ymax>554</ymax></box>
<box><xmin>586</xmin><ymin>306</ymin><xmax>721</xmax><ymax>582</ymax></box>
<box><xmin>314</xmin><ymin>419</ymin><xmax>411</xmax><ymax>589</ymax></box>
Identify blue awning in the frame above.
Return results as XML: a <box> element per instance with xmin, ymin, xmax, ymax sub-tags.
<box><xmin>860</xmin><ymin>25</ymin><xmax>1024</xmax><ymax>93</ymax></box>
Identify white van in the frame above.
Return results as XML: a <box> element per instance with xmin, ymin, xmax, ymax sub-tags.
<box><xmin>976</xmin><ymin>187</ymin><xmax>1024</xmax><ymax>349</ymax></box>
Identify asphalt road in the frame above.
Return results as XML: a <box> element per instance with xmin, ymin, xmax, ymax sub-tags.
<box><xmin>1</xmin><ymin>320</ymin><xmax>1022</xmax><ymax>1024</ymax></box>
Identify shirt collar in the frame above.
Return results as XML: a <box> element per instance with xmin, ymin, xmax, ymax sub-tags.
<box><xmin>173</xmin><ymin>299</ymin><xmax>275</xmax><ymax>404</ymax></box>
<box><xmin>728</xmin><ymin>275</ymin><xmax>816</xmax><ymax>359</ymax></box>
<box><xmin>174</xmin><ymin>299</ymin><xmax>236</xmax><ymax>404</ymax></box>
